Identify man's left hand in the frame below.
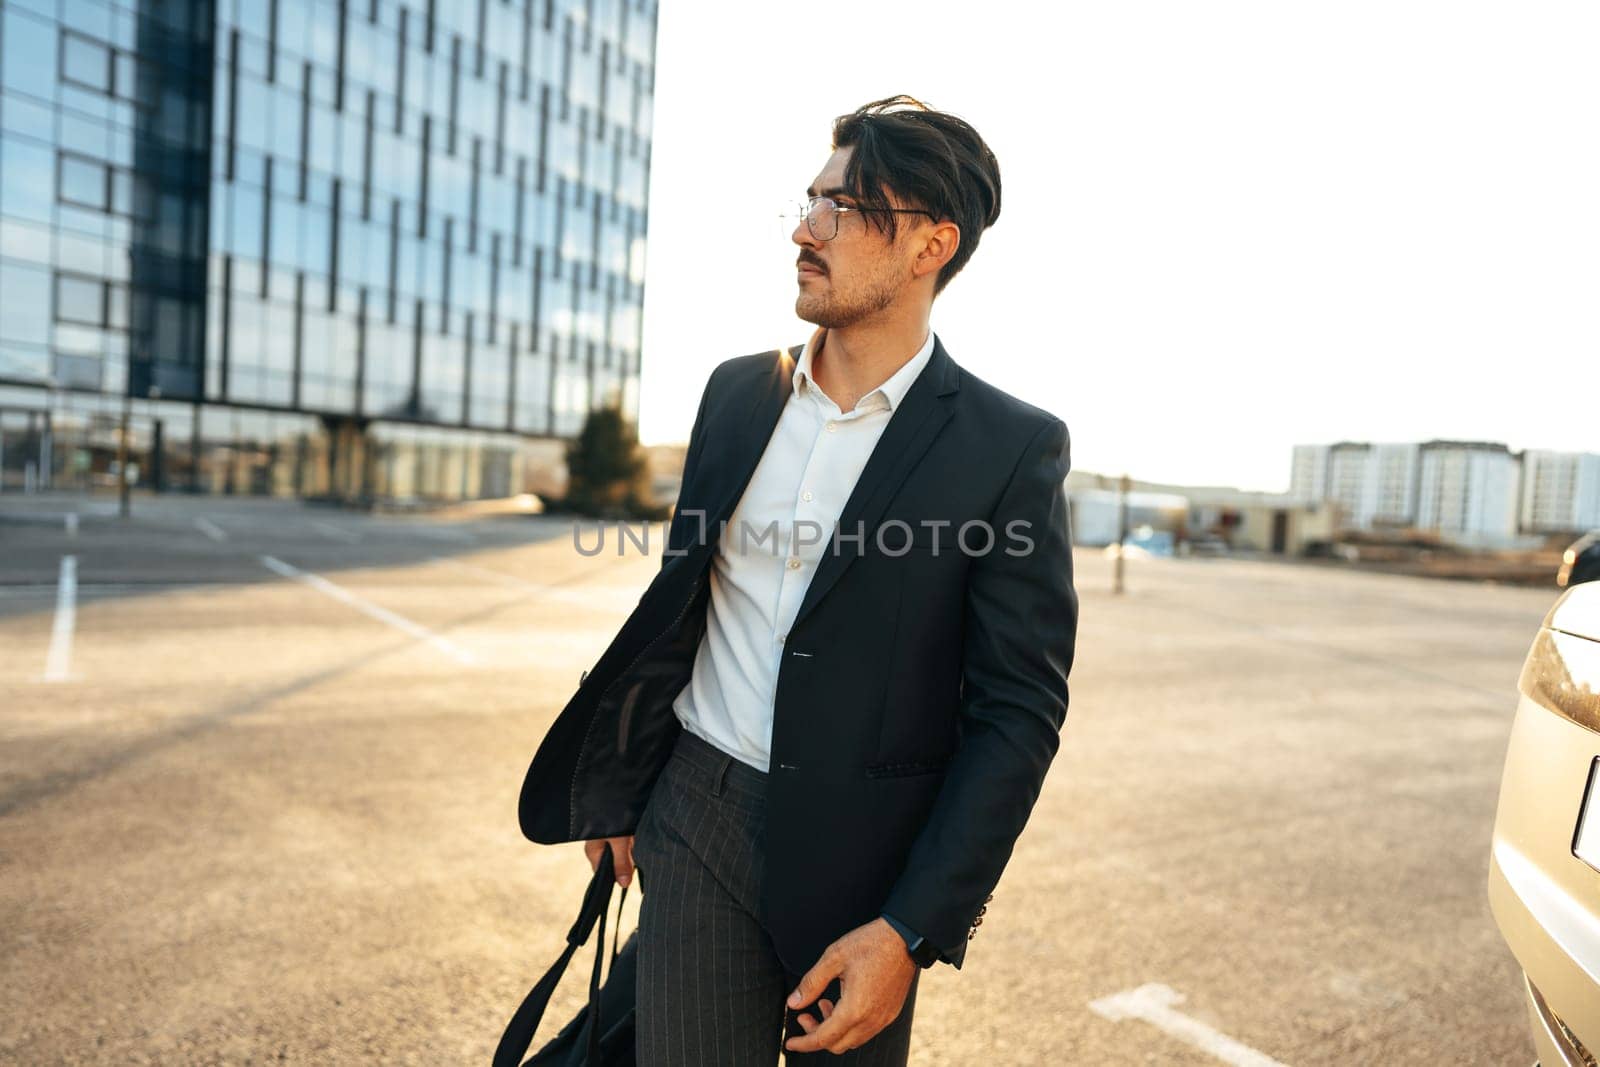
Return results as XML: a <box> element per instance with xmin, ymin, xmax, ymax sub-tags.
<box><xmin>784</xmin><ymin>917</ymin><xmax>918</xmax><ymax>1055</ymax></box>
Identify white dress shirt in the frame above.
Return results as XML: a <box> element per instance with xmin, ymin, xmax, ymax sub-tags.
<box><xmin>671</xmin><ymin>326</ymin><xmax>939</xmax><ymax>772</ymax></box>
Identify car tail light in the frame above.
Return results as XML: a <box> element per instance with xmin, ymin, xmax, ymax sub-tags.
<box><xmin>1517</xmin><ymin>628</ymin><xmax>1600</xmax><ymax>733</ymax></box>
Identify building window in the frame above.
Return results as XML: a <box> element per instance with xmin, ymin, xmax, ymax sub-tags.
<box><xmin>54</xmin><ymin>273</ymin><xmax>108</xmax><ymax>328</ymax></box>
<box><xmin>60</xmin><ymin>32</ymin><xmax>113</xmax><ymax>94</ymax></box>
<box><xmin>57</xmin><ymin>152</ymin><xmax>111</xmax><ymax>212</ymax></box>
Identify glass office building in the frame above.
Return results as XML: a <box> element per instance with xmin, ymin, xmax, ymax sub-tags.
<box><xmin>0</xmin><ymin>0</ymin><xmax>657</xmax><ymax>501</ymax></box>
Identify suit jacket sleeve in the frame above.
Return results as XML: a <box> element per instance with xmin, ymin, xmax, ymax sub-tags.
<box><xmin>878</xmin><ymin>414</ymin><xmax>1077</xmax><ymax>966</ymax></box>
<box><xmin>661</xmin><ymin>366</ymin><xmax>718</xmax><ymax>571</ymax></box>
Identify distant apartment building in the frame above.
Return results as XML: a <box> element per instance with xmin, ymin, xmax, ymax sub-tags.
<box><xmin>1520</xmin><ymin>450</ymin><xmax>1600</xmax><ymax>533</ymax></box>
<box><xmin>1415</xmin><ymin>441</ymin><xmax>1519</xmax><ymax>543</ymax></box>
<box><xmin>1293</xmin><ymin>442</ymin><xmax>1419</xmax><ymax>528</ymax></box>
<box><xmin>1289</xmin><ymin>444</ymin><xmax>1329</xmax><ymax>501</ymax></box>
<box><xmin>1292</xmin><ymin>438</ymin><xmax>1527</xmax><ymax>543</ymax></box>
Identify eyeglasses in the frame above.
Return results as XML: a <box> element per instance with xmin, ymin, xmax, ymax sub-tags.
<box><xmin>780</xmin><ymin>195</ymin><xmax>936</xmax><ymax>242</ymax></box>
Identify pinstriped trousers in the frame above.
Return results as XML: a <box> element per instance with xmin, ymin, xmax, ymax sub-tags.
<box><xmin>631</xmin><ymin>726</ymin><xmax>921</xmax><ymax>1065</ymax></box>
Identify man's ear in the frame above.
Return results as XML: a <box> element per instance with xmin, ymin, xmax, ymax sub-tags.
<box><xmin>912</xmin><ymin>221</ymin><xmax>961</xmax><ymax>283</ymax></box>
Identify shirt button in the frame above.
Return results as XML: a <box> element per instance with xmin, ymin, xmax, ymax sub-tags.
<box><xmin>801</xmin><ymin>490</ymin><xmax>813</xmax><ymax>502</ymax></box>
<box><xmin>786</xmin><ymin>556</ymin><xmax>801</xmax><ymax>570</ymax></box>
<box><xmin>777</xmin><ymin>634</ymin><xmax>786</xmax><ymax>644</ymax></box>
<box><xmin>825</xmin><ymin>421</ymin><xmax>837</xmax><ymax>432</ymax></box>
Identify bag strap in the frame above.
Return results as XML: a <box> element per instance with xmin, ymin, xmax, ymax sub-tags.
<box><xmin>610</xmin><ymin>883</ymin><xmax>627</xmax><ymax>968</ymax></box>
<box><xmin>585</xmin><ymin>871</ymin><xmax>609</xmax><ymax>1063</ymax></box>
<box><xmin>493</xmin><ymin>848</ymin><xmax>624</xmax><ymax>1067</ymax></box>
<box><xmin>582</xmin><ymin>869</ymin><xmax>632</xmax><ymax>1061</ymax></box>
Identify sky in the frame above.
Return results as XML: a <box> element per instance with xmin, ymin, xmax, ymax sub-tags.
<box><xmin>634</xmin><ymin>1</ymin><xmax>1600</xmax><ymax>493</ymax></box>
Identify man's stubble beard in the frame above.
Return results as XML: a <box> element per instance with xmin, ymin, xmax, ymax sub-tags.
<box><xmin>795</xmin><ymin>259</ymin><xmax>905</xmax><ymax>330</ymax></box>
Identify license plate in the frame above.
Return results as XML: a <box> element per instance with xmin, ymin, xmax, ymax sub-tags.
<box><xmin>1576</xmin><ymin>757</ymin><xmax>1600</xmax><ymax>875</ymax></box>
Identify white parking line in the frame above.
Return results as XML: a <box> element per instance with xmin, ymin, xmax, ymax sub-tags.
<box><xmin>259</xmin><ymin>555</ymin><xmax>477</xmax><ymax>666</ymax></box>
<box><xmin>427</xmin><ymin>557</ymin><xmax>607</xmax><ymax>608</ymax></box>
<box><xmin>1089</xmin><ymin>984</ymin><xmax>1289</xmax><ymax>1067</ymax></box>
<box><xmin>43</xmin><ymin>555</ymin><xmax>77</xmax><ymax>683</ymax></box>
<box><xmin>431</xmin><ymin>557</ymin><xmax>559</xmax><ymax>593</ymax></box>
<box><xmin>195</xmin><ymin>517</ymin><xmax>228</xmax><ymax>542</ymax></box>
<box><xmin>64</xmin><ymin>513</ymin><xmax>78</xmax><ymax>538</ymax></box>
<box><xmin>310</xmin><ymin>520</ymin><xmax>362</xmax><ymax>543</ymax></box>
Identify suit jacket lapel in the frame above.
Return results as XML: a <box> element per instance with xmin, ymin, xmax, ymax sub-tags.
<box><xmin>693</xmin><ymin>335</ymin><xmax>962</xmax><ymax>628</ymax></box>
<box><xmin>790</xmin><ymin>335</ymin><xmax>960</xmax><ymax>632</ymax></box>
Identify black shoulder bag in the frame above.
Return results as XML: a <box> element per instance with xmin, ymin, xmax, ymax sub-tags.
<box><xmin>493</xmin><ymin>847</ymin><xmax>638</xmax><ymax>1066</ymax></box>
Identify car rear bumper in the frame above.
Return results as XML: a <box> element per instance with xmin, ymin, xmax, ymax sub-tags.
<box><xmin>1525</xmin><ymin>973</ymin><xmax>1596</xmax><ymax>1067</ymax></box>
<box><xmin>1488</xmin><ymin>693</ymin><xmax>1600</xmax><ymax>1067</ymax></box>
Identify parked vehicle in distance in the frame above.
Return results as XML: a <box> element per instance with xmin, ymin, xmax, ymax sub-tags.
<box><xmin>1487</xmin><ymin>579</ymin><xmax>1600</xmax><ymax>1066</ymax></box>
<box><xmin>1128</xmin><ymin>526</ymin><xmax>1175</xmax><ymax>557</ymax></box>
<box><xmin>1558</xmin><ymin>531</ymin><xmax>1600</xmax><ymax>589</ymax></box>
<box><xmin>1181</xmin><ymin>533</ymin><xmax>1230</xmax><ymax>557</ymax></box>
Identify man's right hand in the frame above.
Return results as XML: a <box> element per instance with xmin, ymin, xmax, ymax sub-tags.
<box><xmin>585</xmin><ymin>836</ymin><xmax>636</xmax><ymax>888</ymax></box>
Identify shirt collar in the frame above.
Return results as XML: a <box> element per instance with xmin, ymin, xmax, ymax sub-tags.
<box><xmin>791</xmin><ymin>327</ymin><xmax>937</xmax><ymax>413</ymax></box>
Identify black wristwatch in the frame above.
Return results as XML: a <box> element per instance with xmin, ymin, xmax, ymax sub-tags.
<box><xmin>881</xmin><ymin>912</ymin><xmax>939</xmax><ymax>969</ymax></box>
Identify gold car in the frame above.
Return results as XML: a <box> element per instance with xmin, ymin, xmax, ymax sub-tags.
<box><xmin>1488</xmin><ymin>579</ymin><xmax>1600</xmax><ymax>1066</ymax></box>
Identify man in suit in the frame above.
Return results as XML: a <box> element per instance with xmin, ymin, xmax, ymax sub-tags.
<box><xmin>517</xmin><ymin>95</ymin><xmax>1077</xmax><ymax>1064</ymax></box>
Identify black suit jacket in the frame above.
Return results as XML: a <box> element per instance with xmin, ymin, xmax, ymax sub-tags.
<box><xmin>517</xmin><ymin>334</ymin><xmax>1077</xmax><ymax>974</ymax></box>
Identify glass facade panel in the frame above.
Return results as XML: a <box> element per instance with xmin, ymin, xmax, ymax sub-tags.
<box><xmin>2</xmin><ymin>11</ymin><xmax>58</xmax><ymax>97</ymax></box>
<box><xmin>0</xmin><ymin>0</ymin><xmax>656</xmax><ymax>502</ymax></box>
<box><xmin>0</xmin><ymin>262</ymin><xmax>52</xmax><ymax>346</ymax></box>
<box><xmin>54</xmin><ymin>273</ymin><xmax>105</xmax><ymax>326</ymax></box>
<box><xmin>61</xmin><ymin>33</ymin><xmax>112</xmax><ymax>93</ymax></box>
<box><xmin>59</xmin><ymin>152</ymin><xmax>109</xmax><ymax>209</ymax></box>
<box><xmin>2</xmin><ymin>135</ymin><xmax>57</xmax><ymax>223</ymax></box>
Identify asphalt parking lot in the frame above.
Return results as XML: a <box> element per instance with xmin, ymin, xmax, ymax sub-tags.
<box><xmin>0</xmin><ymin>491</ymin><xmax>1548</xmax><ymax>1064</ymax></box>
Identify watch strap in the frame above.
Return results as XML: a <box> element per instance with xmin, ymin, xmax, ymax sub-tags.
<box><xmin>881</xmin><ymin>912</ymin><xmax>938</xmax><ymax>968</ymax></box>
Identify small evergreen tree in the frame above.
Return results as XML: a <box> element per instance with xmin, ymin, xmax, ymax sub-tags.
<box><xmin>562</xmin><ymin>398</ymin><xmax>667</xmax><ymax>519</ymax></box>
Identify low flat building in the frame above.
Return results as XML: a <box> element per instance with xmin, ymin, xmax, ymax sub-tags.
<box><xmin>1067</xmin><ymin>471</ymin><xmax>1337</xmax><ymax>556</ymax></box>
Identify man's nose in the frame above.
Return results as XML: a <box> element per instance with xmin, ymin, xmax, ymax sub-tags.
<box><xmin>791</xmin><ymin>214</ymin><xmax>821</xmax><ymax>249</ymax></box>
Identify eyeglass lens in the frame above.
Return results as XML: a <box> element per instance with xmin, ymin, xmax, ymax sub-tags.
<box><xmin>807</xmin><ymin>197</ymin><xmax>838</xmax><ymax>241</ymax></box>
<box><xmin>781</xmin><ymin>197</ymin><xmax>842</xmax><ymax>241</ymax></box>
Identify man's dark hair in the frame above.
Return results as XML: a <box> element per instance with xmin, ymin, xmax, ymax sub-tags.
<box><xmin>831</xmin><ymin>95</ymin><xmax>1002</xmax><ymax>296</ymax></box>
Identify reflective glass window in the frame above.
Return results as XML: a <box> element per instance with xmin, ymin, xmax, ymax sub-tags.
<box><xmin>1</xmin><ymin>11</ymin><xmax>57</xmax><ymax>96</ymax></box>
<box><xmin>112</xmin><ymin>51</ymin><xmax>141</xmax><ymax>101</ymax></box>
<box><xmin>55</xmin><ymin>228</ymin><xmax>109</xmax><ymax>276</ymax></box>
<box><xmin>58</xmin><ymin>154</ymin><xmax>109</xmax><ymax>210</ymax></box>
<box><xmin>1</xmin><ymin>136</ymin><xmax>56</xmax><ymax>223</ymax></box>
<box><xmin>54</xmin><ymin>273</ymin><xmax>106</xmax><ymax>327</ymax></box>
<box><xmin>58</xmin><ymin>110</ymin><xmax>111</xmax><ymax>158</ymax></box>
<box><xmin>230</xmin><ymin>182</ymin><xmax>265</xmax><ymax>259</ymax></box>
<box><xmin>106</xmin><ymin>282</ymin><xmax>128</xmax><ymax>330</ymax></box>
<box><xmin>61</xmin><ymin>0</ymin><xmax>114</xmax><ymax>41</ymax></box>
<box><xmin>235</xmin><ymin>75</ymin><xmax>271</xmax><ymax>154</ymax></box>
<box><xmin>61</xmin><ymin>33</ymin><xmax>112</xmax><ymax>93</ymax></box>
<box><xmin>109</xmin><ymin>168</ymin><xmax>134</xmax><ymax>216</ymax></box>
<box><xmin>0</xmin><ymin>262</ymin><xmax>50</xmax><ymax>344</ymax></box>
<box><xmin>1</xmin><ymin>90</ymin><xmax>54</xmax><ymax>140</ymax></box>
<box><xmin>54</xmin><ymin>351</ymin><xmax>103</xmax><ymax>389</ymax></box>
<box><xmin>0</xmin><ymin>344</ymin><xmax>51</xmax><ymax>381</ymax></box>
<box><xmin>264</xmin><ymin>301</ymin><xmax>295</xmax><ymax>375</ymax></box>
